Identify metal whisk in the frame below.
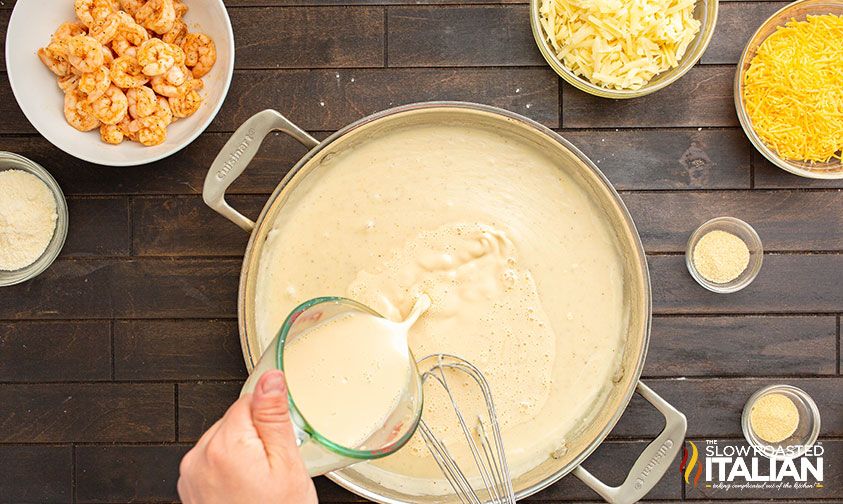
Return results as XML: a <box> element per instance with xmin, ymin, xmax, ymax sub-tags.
<box><xmin>416</xmin><ymin>354</ymin><xmax>516</xmax><ymax>504</ymax></box>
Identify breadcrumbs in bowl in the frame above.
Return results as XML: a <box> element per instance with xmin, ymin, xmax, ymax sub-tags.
<box><xmin>685</xmin><ymin>217</ymin><xmax>762</xmax><ymax>294</ymax></box>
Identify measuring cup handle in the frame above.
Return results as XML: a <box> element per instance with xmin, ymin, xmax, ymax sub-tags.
<box><xmin>203</xmin><ymin>109</ymin><xmax>319</xmax><ymax>232</ymax></box>
<box><xmin>572</xmin><ymin>382</ymin><xmax>687</xmax><ymax>504</ymax></box>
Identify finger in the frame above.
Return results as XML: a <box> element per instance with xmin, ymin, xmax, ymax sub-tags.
<box><xmin>250</xmin><ymin>370</ymin><xmax>301</xmax><ymax>467</ymax></box>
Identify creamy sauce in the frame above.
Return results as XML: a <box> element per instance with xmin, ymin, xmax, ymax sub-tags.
<box><xmin>254</xmin><ymin>121</ymin><xmax>626</xmax><ymax>494</ymax></box>
<box><xmin>284</xmin><ymin>297</ymin><xmax>428</xmax><ymax>449</ymax></box>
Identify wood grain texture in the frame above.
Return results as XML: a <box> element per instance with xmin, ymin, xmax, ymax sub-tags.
<box><xmin>701</xmin><ymin>3</ymin><xmax>784</xmax><ymax>64</ymax></box>
<box><xmin>178</xmin><ymin>382</ymin><xmax>242</xmax><ymax>442</ymax></box>
<box><xmin>231</xmin><ymin>7</ymin><xmax>385</xmax><ymax>68</ymax></box>
<box><xmin>211</xmin><ymin>68</ymin><xmax>559</xmax><ymax>132</ymax></box>
<box><xmin>624</xmin><ymin>190</ymin><xmax>843</xmax><ymax>252</ymax></box>
<box><xmin>0</xmin><ymin>321</ymin><xmax>111</xmax><ymax>382</ymax></box>
<box><xmin>0</xmin><ymin>445</ymin><xmax>72</xmax><ymax>504</ymax></box>
<box><xmin>753</xmin><ymin>151</ymin><xmax>843</xmax><ymax>189</ymax></box>
<box><xmin>387</xmin><ymin>6</ymin><xmax>543</xmax><ymax>67</ymax></box>
<box><xmin>561</xmin><ymin>129</ymin><xmax>751</xmax><ymax>190</ymax></box>
<box><xmin>114</xmin><ymin>320</ymin><xmax>247</xmax><ymax>380</ymax></box>
<box><xmin>0</xmin><ymin>73</ymin><xmax>37</xmax><ymax>134</ymax></box>
<box><xmin>0</xmin><ymin>383</ymin><xmax>174</xmax><ymax>442</ymax></box>
<box><xmin>62</xmin><ymin>198</ymin><xmax>129</xmax><ymax>257</ymax></box>
<box><xmin>684</xmin><ymin>440</ymin><xmax>841</xmax><ymax>499</ymax></box>
<box><xmin>645</xmin><ymin>316</ymin><xmax>838</xmax><ymax>377</ymax></box>
<box><xmin>650</xmin><ymin>254</ymin><xmax>843</xmax><ymax>314</ymax></box>
<box><xmin>0</xmin><ymin>259</ymin><xmax>239</xmax><ymax>319</ymax></box>
<box><xmin>563</xmin><ymin>67</ymin><xmax>737</xmax><ymax>128</ymax></box>
<box><xmin>76</xmin><ymin>444</ymin><xmax>189</xmax><ymax>503</ymax></box>
<box><xmin>132</xmin><ymin>196</ymin><xmax>264</xmax><ymax>256</ymax></box>
<box><xmin>610</xmin><ymin>378</ymin><xmax>843</xmax><ymax>438</ymax></box>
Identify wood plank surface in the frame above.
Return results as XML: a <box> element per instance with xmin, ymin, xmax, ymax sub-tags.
<box><xmin>114</xmin><ymin>320</ymin><xmax>247</xmax><ymax>380</ymax></box>
<box><xmin>0</xmin><ymin>384</ymin><xmax>174</xmax><ymax>442</ymax></box>
<box><xmin>178</xmin><ymin>382</ymin><xmax>243</xmax><ymax>442</ymax></box>
<box><xmin>62</xmin><ymin>198</ymin><xmax>130</xmax><ymax>257</ymax></box>
<box><xmin>0</xmin><ymin>321</ymin><xmax>112</xmax><ymax>382</ymax></box>
<box><xmin>0</xmin><ymin>445</ymin><xmax>72</xmax><ymax>504</ymax></box>
<box><xmin>701</xmin><ymin>3</ymin><xmax>784</xmax><ymax>64</ymax></box>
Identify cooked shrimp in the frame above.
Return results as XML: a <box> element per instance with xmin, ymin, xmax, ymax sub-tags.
<box><xmin>58</xmin><ymin>72</ymin><xmax>82</xmax><ymax>92</ymax></box>
<box><xmin>53</xmin><ymin>22</ymin><xmax>86</xmax><ymax>42</ymax></box>
<box><xmin>136</xmin><ymin>0</ymin><xmax>176</xmax><ymax>35</ymax></box>
<box><xmin>75</xmin><ymin>0</ymin><xmax>113</xmax><ymax>28</ymax></box>
<box><xmin>182</xmin><ymin>33</ymin><xmax>216</xmax><ymax>78</ymax></box>
<box><xmin>38</xmin><ymin>47</ymin><xmax>71</xmax><ymax>76</ymax></box>
<box><xmin>101</xmin><ymin>45</ymin><xmax>115</xmax><ymax>66</ymax></box>
<box><xmin>117</xmin><ymin>113</ymin><xmax>137</xmax><ymax>141</ymax></box>
<box><xmin>110</xmin><ymin>56</ymin><xmax>150</xmax><ymax>88</ymax></box>
<box><xmin>128</xmin><ymin>115</ymin><xmax>167</xmax><ymax>146</ymax></box>
<box><xmin>168</xmin><ymin>85</ymin><xmax>202</xmax><ymax>118</ymax></box>
<box><xmin>92</xmin><ymin>85</ymin><xmax>128</xmax><ymax>124</ymax></box>
<box><xmin>153</xmin><ymin>95</ymin><xmax>174</xmax><ymax>125</ymax></box>
<box><xmin>112</xmin><ymin>18</ymin><xmax>148</xmax><ymax>57</ymax></box>
<box><xmin>173</xmin><ymin>0</ymin><xmax>188</xmax><ymax>18</ymax></box>
<box><xmin>137</xmin><ymin>38</ymin><xmax>179</xmax><ymax>76</ymax></box>
<box><xmin>160</xmin><ymin>61</ymin><xmax>189</xmax><ymax>86</ymax></box>
<box><xmin>79</xmin><ymin>65</ymin><xmax>111</xmax><ymax>101</ymax></box>
<box><xmin>64</xmin><ymin>88</ymin><xmax>101</xmax><ymax>131</ymax></box>
<box><xmin>126</xmin><ymin>86</ymin><xmax>157</xmax><ymax>119</ymax></box>
<box><xmin>100</xmin><ymin>123</ymin><xmax>124</xmax><ymax>144</ymax></box>
<box><xmin>150</xmin><ymin>72</ymin><xmax>190</xmax><ymax>97</ymax></box>
<box><xmin>89</xmin><ymin>12</ymin><xmax>121</xmax><ymax>45</ymax></box>
<box><xmin>120</xmin><ymin>0</ymin><xmax>145</xmax><ymax>16</ymax></box>
<box><xmin>66</xmin><ymin>35</ymin><xmax>104</xmax><ymax>73</ymax></box>
<box><xmin>162</xmin><ymin>18</ymin><xmax>187</xmax><ymax>47</ymax></box>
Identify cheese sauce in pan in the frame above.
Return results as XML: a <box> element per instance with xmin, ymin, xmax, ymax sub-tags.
<box><xmin>254</xmin><ymin>121</ymin><xmax>626</xmax><ymax>495</ymax></box>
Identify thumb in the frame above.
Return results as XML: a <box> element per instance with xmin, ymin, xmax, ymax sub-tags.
<box><xmin>250</xmin><ymin>370</ymin><xmax>301</xmax><ymax>466</ymax></box>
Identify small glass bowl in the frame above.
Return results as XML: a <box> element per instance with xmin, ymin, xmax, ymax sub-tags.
<box><xmin>685</xmin><ymin>217</ymin><xmax>763</xmax><ymax>293</ymax></box>
<box><xmin>742</xmin><ymin>384</ymin><xmax>821</xmax><ymax>460</ymax></box>
<box><xmin>0</xmin><ymin>152</ymin><xmax>68</xmax><ymax>287</ymax></box>
<box><xmin>530</xmin><ymin>0</ymin><xmax>719</xmax><ymax>98</ymax></box>
<box><xmin>734</xmin><ymin>0</ymin><xmax>843</xmax><ymax>179</ymax></box>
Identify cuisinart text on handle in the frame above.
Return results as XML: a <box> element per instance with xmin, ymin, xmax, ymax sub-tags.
<box><xmin>635</xmin><ymin>439</ymin><xmax>674</xmax><ymax>490</ymax></box>
<box><xmin>216</xmin><ymin>128</ymin><xmax>256</xmax><ymax>181</ymax></box>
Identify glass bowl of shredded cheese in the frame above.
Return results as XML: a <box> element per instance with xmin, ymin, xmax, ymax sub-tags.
<box><xmin>741</xmin><ymin>384</ymin><xmax>821</xmax><ymax>460</ymax></box>
<box><xmin>685</xmin><ymin>217</ymin><xmax>763</xmax><ymax>294</ymax></box>
<box><xmin>735</xmin><ymin>0</ymin><xmax>843</xmax><ymax>179</ymax></box>
<box><xmin>0</xmin><ymin>152</ymin><xmax>68</xmax><ymax>287</ymax></box>
<box><xmin>531</xmin><ymin>0</ymin><xmax>718</xmax><ymax>98</ymax></box>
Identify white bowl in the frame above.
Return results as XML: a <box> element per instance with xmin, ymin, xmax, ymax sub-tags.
<box><xmin>5</xmin><ymin>0</ymin><xmax>234</xmax><ymax>167</ymax></box>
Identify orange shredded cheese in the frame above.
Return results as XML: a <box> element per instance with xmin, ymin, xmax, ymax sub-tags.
<box><xmin>743</xmin><ymin>14</ymin><xmax>843</xmax><ymax>163</ymax></box>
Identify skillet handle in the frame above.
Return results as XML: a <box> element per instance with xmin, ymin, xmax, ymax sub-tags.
<box><xmin>572</xmin><ymin>382</ymin><xmax>687</xmax><ymax>504</ymax></box>
<box><xmin>203</xmin><ymin>109</ymin><xmax>319</xmax><ymax>232</ymax></box>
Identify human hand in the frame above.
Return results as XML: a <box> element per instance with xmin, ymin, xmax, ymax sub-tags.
<box><xmin>178</xmin><ymin>370</ymin><xmax>318</xmax><ymax>504</ymax></box>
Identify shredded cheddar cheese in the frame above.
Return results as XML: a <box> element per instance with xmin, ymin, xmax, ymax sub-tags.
<box><xmin>743</xmin><ymin>14</ymin><xmax>843</xmax><ymax>163</ymax></box>
<box><xmin>539</xmin><ymin>0</ymin><xmax>701</xmax><ymax>90</ymax></box>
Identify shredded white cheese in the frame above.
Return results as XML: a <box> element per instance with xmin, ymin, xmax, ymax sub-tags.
<box><xmin>540</xmin><ymin>0</ymin><xmax>701</xmax><ymax>90</ymax></box>
<box><xmin>0</xmin><ymin>170</ymin><xmax>58</xmax><ymax>271</ymax></box>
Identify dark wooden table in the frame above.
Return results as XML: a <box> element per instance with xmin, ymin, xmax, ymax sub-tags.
<box><xmin>1</xmin><ymin>0</ymin><xmax>841</xmax><ymax>503</ymax></box>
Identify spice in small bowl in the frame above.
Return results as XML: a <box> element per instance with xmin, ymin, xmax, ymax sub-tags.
<box><xmin>742</xmin><ymin>384</ymin><xmax>821</xmax><ymax>460</ymax></box>
<box><xmin>0</xmin><ymin>152</ymin><xmax>68</xmax><ymax>287</ymax></box>
<box><xmin>685</xmin><ymin>217</ymin><xmax>763</xmax><ymax>293</ymax></box>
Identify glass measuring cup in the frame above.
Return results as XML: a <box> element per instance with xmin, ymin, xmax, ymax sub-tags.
<box><xmin>241</xmin><ymin>297</ymin><xmax>424</xmax><ymax>476</ymax></box>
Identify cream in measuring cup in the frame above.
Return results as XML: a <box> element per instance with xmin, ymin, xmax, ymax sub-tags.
<box><xmin>241</xmin><ymin>295</ymin><xmax>430</xmax><ymax>475</ymax></box>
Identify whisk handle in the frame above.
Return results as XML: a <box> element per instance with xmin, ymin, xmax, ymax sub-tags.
<box><xmin>572</xmin><ymin>382</ymin><xmax>687</xmax><ymax>504</ymax></box>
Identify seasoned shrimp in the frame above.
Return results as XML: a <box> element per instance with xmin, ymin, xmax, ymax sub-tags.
<box><xmin>53</xmin><ymin>22</ymin><xmax>86</xmax><ymax>42</ymax></box>
<box><xmin>100</xmin><ymin>123</ymin><xmax>124</xmax><ymax>144</ymax></box>
<box><xmin>126</xmin><ymin>86</ymin><xmax>157</xmax><ymax>118</ymax></box>
<box><xmin>110</xmin><ymin>56</ymin><xmax>150</xmax><ymax>88</ymax></box>
<box><xmin>79</xmin><ymin>65</ymin><xmax>111</xmax><ymax>101</ymax></box>
<box><xmin>137</xmin><ymin>39</ymin><xmax>179</xmax><ymax>76</ymax></box>
<box><xmin>75</xmin><ymin>0</ymin><xmax>113</xmax><ymax>28</ymax></box>
<box><xmin>182</xmin><ymin>33</ymin><xmax>216</xmax><ymax>78</ymax></box>
<box><xmin>128</xmin><ymin>115</ymin><xmax>167</xmax><ymax>146</ymax></box>
<box><xmin>136</xmin><ymin>0</ymin><xmax>176</xmax><ymax>35</ymax></box>
<box><xmin>58</xmin><ymin>72</ymin><xmax>82</xmax><ymax>92</ymax></box>
<box><xmin>38</xmin><ymin>47</ymin><xmax>71</xmax><ymax>76</ymax></box>
<box><xmin>101</xmin><ymin>45</ymin><xmax>115</xmax><ymax>66</ymax></box>
<box><xmin>112</xmin><ymin>18</ymin><xmax>148</xmax><ymax>57</ymax></box>
<box><xmin>117</xmin><ymin>113</ymin><xmax>136</xmax><ymax>141</ymax></box>
<box><xmin>173</xmin><ymin>0</ymin><xmax>188</xmax><ymax>18</ymax></box>
<box><xmin>168</xmin><ymin>85</ymin><xmax>202</xmax><ymax>118</ymax></box>
<box><xmin>162</xmin><ymin>18</ymin><xmax>187</xmax><ymax>47</ymax></box>
<box><xmin>160</xmin><ymin>59</ymin><xmax>190</xmax><ymax>86</ymax></box>
<box><xmin>120</xmin><ymin>0</ymin><xmax>144</xmax><ymax>15</ymax></box>
<box><xmin>66</xmin><ymin>35</ymin><xmax>104</xmax><ymax>73</ymax></box>
<box><xmin>89</xmin><ymin>12</ymin><xmax>121</xmax><ymax>45</ymax></box>
<box><xmin>153</xmin><ymin>95</ymin><xmax>174</xmax><ymax>125</ymax></box>
<box><xmin>92</xmin><ymin>85</ymin><xmax>128</xmax><ymax>124</ymax></box>
<box><xmin>150</xmin><ymin>72</ymin><xmax>191</xmax><ymax>97</ymax></box>
<box><xmin>64</xmin><ymin>88</ymin><xmax>101</xmax><ymax>131</ymax></box>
